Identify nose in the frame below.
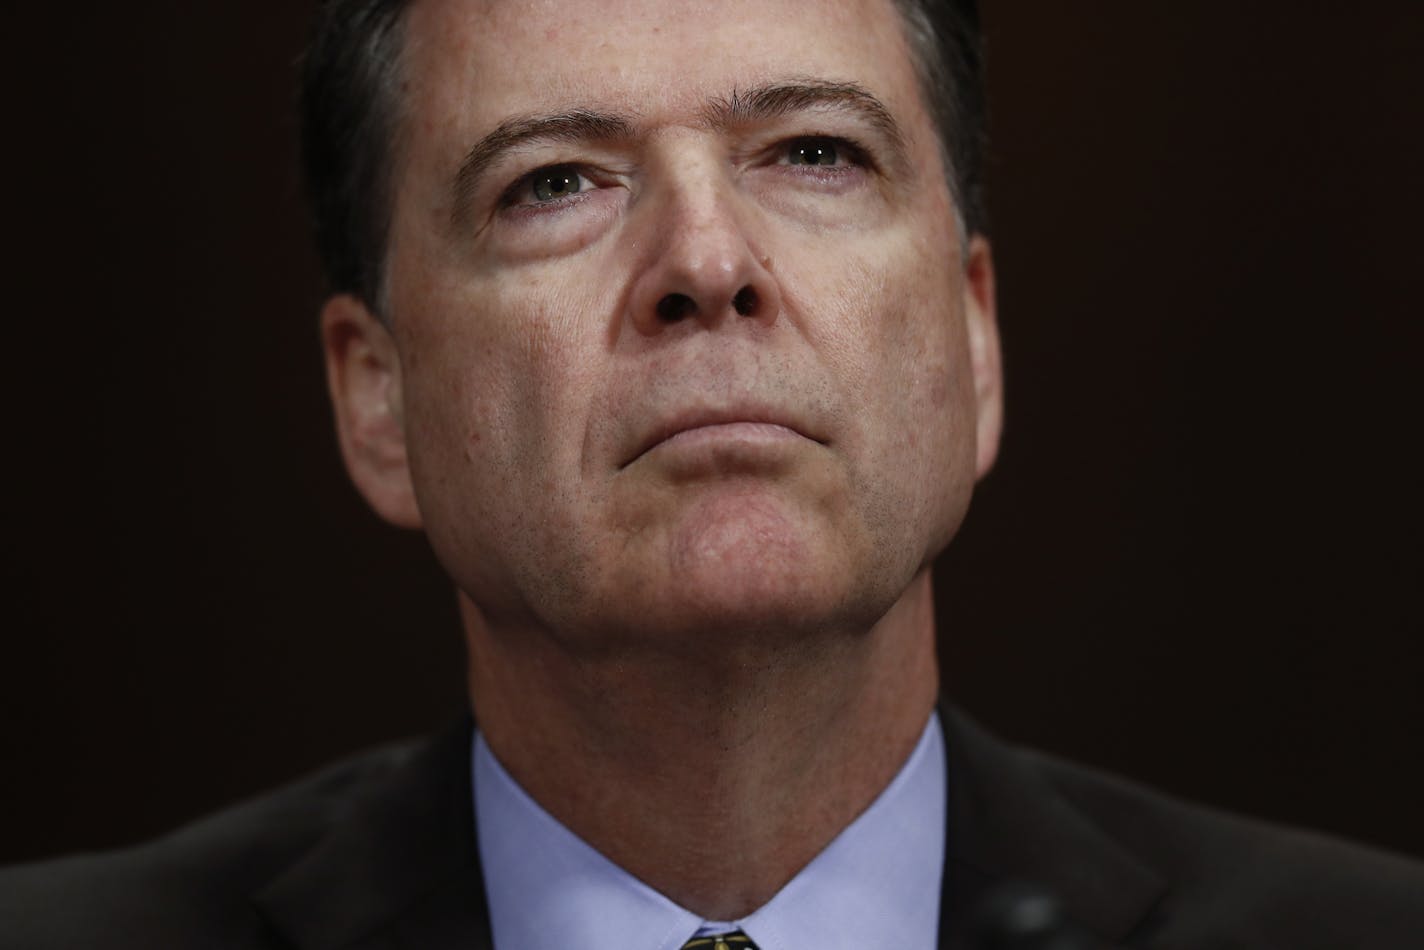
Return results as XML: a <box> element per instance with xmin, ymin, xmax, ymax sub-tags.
<box><xmin>626</xmin><ymin>170</ymin><xmax>781</xmax><ymax>336</ymax></box>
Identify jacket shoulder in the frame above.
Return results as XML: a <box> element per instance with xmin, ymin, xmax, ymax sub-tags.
<box><xmin>1024</xmin><ymin>748</ymin><xmax>1424</xmax><ymax>948</ymax></box>
<box><xmin>0</xmin><ymin>739</ymin><xmax>422</xmax><ymax>948</ymax></box>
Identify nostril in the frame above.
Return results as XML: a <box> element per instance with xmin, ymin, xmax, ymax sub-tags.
<box><xmin>732</xmin><ymin>285</ymin><xmax>758</xmax><ymax>316</ymax></box>
<box><xmin>656</xmin><ymin>293</ymin><xmax>696</xmax><ymax>322</ymax></box>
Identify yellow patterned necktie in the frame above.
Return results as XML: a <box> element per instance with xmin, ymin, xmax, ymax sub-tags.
<box><xmin>680</xmin><ymin>931</ymin><xmax>759</xmax><ymax>950</ymax></box>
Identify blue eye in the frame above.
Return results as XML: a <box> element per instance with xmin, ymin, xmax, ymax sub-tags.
<box><xmin>529</xmin><ymin>165</ymin><xmax>583</xmax><ymax>202</ymax></box>
<box><xmin>786</xmin><ymin>138</ymin><xmax>840</xmax><ymax>166</ymax></box>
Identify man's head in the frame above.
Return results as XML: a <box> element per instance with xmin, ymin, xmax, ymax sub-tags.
<box><xmin>310</xmin><ymin>0</ymin><xmax>1002</xmax><ymax>657</ymax></box>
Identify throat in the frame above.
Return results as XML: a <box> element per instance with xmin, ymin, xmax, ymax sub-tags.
<box><xmin>466</xmin><ymin>570</ymin><xmax>941</xmax><ymax>918</ymax></box>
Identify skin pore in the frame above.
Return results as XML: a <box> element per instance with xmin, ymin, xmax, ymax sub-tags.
<box><xmin>322</xmin><ymin>0</ymin><xmax>1001</xmax><ymax>919</ymax></box>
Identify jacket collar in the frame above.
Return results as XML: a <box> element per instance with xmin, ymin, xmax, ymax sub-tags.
<box><xmin>935</xmin><ymin>703</ymin><xmax>1167</xmax><ymax>947</ymax></box>
<box><xmin>253</xmin><ymin>718</ymin><xmax>494</xmax><ymax>950</ymax></box>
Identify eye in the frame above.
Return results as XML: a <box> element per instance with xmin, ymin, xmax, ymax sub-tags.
<box><xmin>506</xmin><ymin>164</ymin><xmax>591</xmax><ymax>207</ymax></box>
<box><xmin>532</xmin><ymin>165</ymin><xmax>582</xmax><ymax>201</ymax></box>
<box><xmin>783</xmin><ymin>137</ymin><xmax>846</xmax><ymax>167</ymax></box>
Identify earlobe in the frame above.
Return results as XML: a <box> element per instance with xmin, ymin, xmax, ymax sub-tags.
<box><xmin>321</xmin><ymin>294</ymin><xmax>424</xmax><ymax>529</ymax></box>
<box><xmin>963</xmin><ymin>235</ymin><xmax>1003</xmax><ymax>480</ymax></box>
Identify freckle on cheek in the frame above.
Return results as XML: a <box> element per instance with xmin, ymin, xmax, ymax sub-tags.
<box><xmin>930</xmin><ymin>380</ymin><xmax>948</xmax><ymax>408</ymax></box>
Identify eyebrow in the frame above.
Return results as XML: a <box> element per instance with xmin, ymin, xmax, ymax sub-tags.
<box><xmin>449</xmin><ymin>80</ymin><xmax>908</xmax><ymax>222</ymax></box>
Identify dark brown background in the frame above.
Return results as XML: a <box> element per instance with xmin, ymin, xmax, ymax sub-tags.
<box><xmin>5</xmin><ymin>3</ymin><xmax>1421</xmax><ymax>864</ymax></box>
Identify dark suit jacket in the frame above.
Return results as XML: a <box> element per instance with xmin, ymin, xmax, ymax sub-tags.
<box><xmin>3</xmin><ymin>705</ymin><xmax>1422</xmax><ymax>948</ymax></box>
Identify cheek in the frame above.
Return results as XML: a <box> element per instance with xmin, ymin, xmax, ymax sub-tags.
<box><xmin>778</xmin><ymin>222</ymin><xmax>975</xmax><ymax>544</ymax></box>
<box><xmin>407</xmin><ymin>271</ymin><xmax>605</xmax><ymax>456</ymax></box>
<box><xmin>395</xmin><ymin>267</ymin><xmax>615</xmax><ymax>555</ymax></box>
<box><xmin>393</xmin><ymin>267</ymin><xmax>618</xmax><ymax>615</ymax></box>
<box><xmin>786</xmin><ymin>227</ymin><xmax>967</xmax><ymax>426</ymax></box>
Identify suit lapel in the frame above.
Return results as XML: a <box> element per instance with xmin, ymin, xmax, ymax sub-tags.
<box><xmin>935</xmin><ymin>704</ymin><xmax>1167</xmax><ymax>948</ymax></box>
<box><xmin>253</xmin><ymin>719</ymin><xmax>495</xmax><ymax>950</ymax></box>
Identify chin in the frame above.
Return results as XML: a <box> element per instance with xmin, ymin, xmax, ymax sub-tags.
<box><xmin>594</xmin><ymin>492</ymin><xmax>902</xmax><ymax>654</ymax></box>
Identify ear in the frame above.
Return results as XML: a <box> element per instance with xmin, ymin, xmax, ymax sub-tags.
<box><xmin>963</xmin><ymin>234</ymin><xmax>1003</xmax><ymax>480</ymax></box>
<box><xmin>321</xmin><ymin>294</ymin><xmax>423</xmax><ymax>529</ymax></box>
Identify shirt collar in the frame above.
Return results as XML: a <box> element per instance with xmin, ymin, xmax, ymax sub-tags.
<box><xmin>473</xmin><ymin>712</ymin><xmax>945</xmax><ymax>950</ymax></box>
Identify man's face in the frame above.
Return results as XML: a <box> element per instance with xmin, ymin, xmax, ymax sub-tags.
<box><xmin>338</xmin><ymin>0</ymin><xmax>1000</xmax><ymax>651</ymax></box>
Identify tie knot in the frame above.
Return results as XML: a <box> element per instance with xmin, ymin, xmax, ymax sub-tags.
<box><xmin>681</xmin><ymin>931</ymin><xmax>758</xmax><ymax>950</ymax></box>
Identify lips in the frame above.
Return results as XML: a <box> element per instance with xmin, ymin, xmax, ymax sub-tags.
<box><xmin>621</xmin><ymin>406</ymin><xmax>824</xmax><ymax>468</ymax></box>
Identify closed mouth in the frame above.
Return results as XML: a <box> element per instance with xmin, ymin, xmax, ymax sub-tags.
<box><xmin>622</xmin><ymin>408</ymin><xmax>823</xmax><ymax>468</ymax></box>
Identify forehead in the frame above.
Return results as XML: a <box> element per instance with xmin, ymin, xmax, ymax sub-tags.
<box><xmin>400</xmin><ymin>0</ymin><xmax>927</xmax><ymax>142</ymax></box>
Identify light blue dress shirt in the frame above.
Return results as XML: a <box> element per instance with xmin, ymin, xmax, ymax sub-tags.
<box><xmin>473</xmin><ymin>712</ymin><xmax>946</xmax><ymax>950</ymax></box>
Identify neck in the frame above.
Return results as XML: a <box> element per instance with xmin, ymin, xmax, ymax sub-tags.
<box><xmin>463</xmin><ymin>569</ymin><xmax>940</xmax><ymax>920</ymax></box>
